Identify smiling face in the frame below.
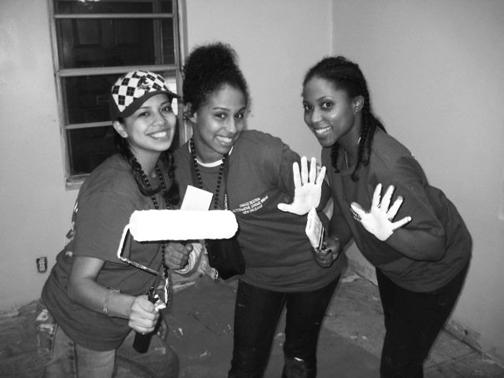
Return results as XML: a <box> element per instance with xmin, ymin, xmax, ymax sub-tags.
<box><xmin>113</xmin><ymin>93</ymin><xmax>176</xmax><ymax>165</ymax></box>
<box><xmin>302</xmin><ymin>76</ymin><xmax>362</xmax><ymax>149</ymax></box>
<box><xmin>189</xmin><ymin>84</ymin><xmax>248</xmax><ymax>163</ymax></box>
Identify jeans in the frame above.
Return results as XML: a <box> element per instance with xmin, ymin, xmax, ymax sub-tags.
<box><xmin>377</xmin><ymin>263</ymin><xmax>469</xmax><ymax>378</ymax></box>
<box><xmin>228</xmin><ymin>278</ymin><xmax>339</xmax><ymax>378</ymax></box>
<box><xmin>44</xmin><ymin>325</ymin><xmax>115</xmax><ymax>378</ymax></box>
<box><xmin>43</xmin><ymin>323</ymin><xmax>179</xmax><ymax>378</ymax></box>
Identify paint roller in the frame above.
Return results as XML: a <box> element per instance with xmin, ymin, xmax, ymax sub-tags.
<box><xmin>129</xmin><ymin>209</ymin><xmax>238</xmax><ymax>241</ymax></box>
<box><xmin>116</xmin><ymin>209</ymin><xmax>238</xmax><ymax>275</ymax></box>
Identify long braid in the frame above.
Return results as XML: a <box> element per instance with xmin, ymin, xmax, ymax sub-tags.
<box><xmin>162</xmin><ymin>151</ymin><xmax>180</xmax><ymax>207</ymax></box>
<box><xmin>351</xmin><ymin>114</ymin><xmax>369</xmax><ymax>181</ymax></box>
<box><xmin>330</xmin><ymin>144</ymin><xmax>340</xmax><ymax>173</ymax></box>
<box><xmin>114</xmin><ymin>131</ymin><xmax>180</xmax><ymax>206</ymax></box>
<box><xmin>350</xmin><ymin>94</ymin><xmax>386</xmax><ymax>180</ymax></box>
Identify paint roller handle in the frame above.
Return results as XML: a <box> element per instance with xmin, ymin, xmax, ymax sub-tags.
<box><xmin>133</xmin><ymin>287</ymin><xmax>157</xmax><ymax>353</ymax></box>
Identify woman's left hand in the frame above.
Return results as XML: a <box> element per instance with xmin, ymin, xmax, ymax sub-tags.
<box><xmin>350</xmin><ymin>183</ymin><xmax>412</xmax><ymax>241</ymax></box>
<box><xmin>313</xmin><ymin>236</ymin><xmax>341</xmax><ymax>267</ymax></box>
<box><xmin>277</xmin><ymin>156</ymin><xmax>326</xmax><ymax>215</ymax></box>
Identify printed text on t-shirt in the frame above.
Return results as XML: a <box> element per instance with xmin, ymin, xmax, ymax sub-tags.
<box><xmin>234</xmin><ymin>196</ymin><xmax>269</xmax><ymax>214</ymax></box>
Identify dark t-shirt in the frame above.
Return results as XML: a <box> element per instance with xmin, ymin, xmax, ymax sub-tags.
<box><xmin>175</xmin><ymin>130</ymin><xmax>343</xmax><ymax>292</ymax></box>
<box><xmin>323</xmin><ymin>129</ymin><xmax>471</xmax><ymax>292</ymax></box>
<box><xmin>42</xmin><ymin>155</ymin><xmax>166</xmax><ymax>350</ymax></box>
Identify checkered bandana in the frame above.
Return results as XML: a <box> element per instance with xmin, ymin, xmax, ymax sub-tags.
<box><xmin>110</xmin><ymin>70</ymin><xmax>178</xmax><ymax>119</ymax></box>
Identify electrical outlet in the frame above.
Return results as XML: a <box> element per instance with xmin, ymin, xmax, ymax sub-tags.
<box><xmin>36</xmin><ymin>257</ymin><xmax>48</xmax><ymax>273</ymax></box>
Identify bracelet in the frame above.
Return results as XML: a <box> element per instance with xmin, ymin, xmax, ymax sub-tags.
<box><xmin>102</xmin><ymin>289</ymin><xmax>120</xmax><ymax>316</ymax></box>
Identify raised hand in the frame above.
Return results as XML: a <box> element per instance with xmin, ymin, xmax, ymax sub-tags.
<box><xmin>350</xmin><ymin>183</ymin><xmax>412</xmax><ymax>241</ymax></box>
<box><xmin>277</xmin><ymin>156</ymin><xmax>326</xmax><ymax>215</ymax></box>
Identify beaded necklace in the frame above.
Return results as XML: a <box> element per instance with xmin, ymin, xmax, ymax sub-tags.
<box><xmin>189</xmin><ymin>138</ymin><xmax>228</xmax><ymax>210</ymax></box>
<box><xmin>137</xmin><ymin>159</ymin><xmax>172</xmax><ymax>306</ymax></box>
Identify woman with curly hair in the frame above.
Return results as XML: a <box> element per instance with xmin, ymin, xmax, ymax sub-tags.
<box><xmin>174</xmin><ymin>42</ymin><xmax>343</xmax><ymax>377</ymax></box>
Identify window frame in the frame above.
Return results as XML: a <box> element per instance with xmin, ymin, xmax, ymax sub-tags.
<box><xmin>47</xmin><ymin>0</ymin><xmax>186</xmax><ymax>188</ymax></box>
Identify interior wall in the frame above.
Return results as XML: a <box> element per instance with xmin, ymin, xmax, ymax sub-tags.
<box><xmin>184</xmin><ymin>0</ymin><xmax>332</xmax><ymax>159</ymax></box>
<box><xmin>330</xmin><ymin>0</ymin><xmax>504</xmax><ymax>364</ymax></box>
<box><xmin>0</xmin><ymin>0</ymin><xmax>77</xmax><ymax>313</ymax></box>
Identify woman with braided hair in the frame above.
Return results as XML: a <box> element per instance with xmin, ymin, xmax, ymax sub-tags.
<box><xmin>297</xmin><ymin>56</ymin><xmax>472</xmax><ymax>377</ymax></box>
<box><xmin>41</xmin><ymin>70</ymin><xmax>188</xmax><ymax>377</ymax></box>
<box><xmin>174</xmin><ymin>42</ymin><xmax>343</xmax><ymax>377</ymax></box>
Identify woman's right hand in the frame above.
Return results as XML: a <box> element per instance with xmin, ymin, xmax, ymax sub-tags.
<box><xmin>277</xmin><ymin>156</ymin><xmax>326</xmax><ymax>215</ymax></box>
<box><xmin>127</xmin><ymin>295</ymin><xmax>160</xmax><ymax>334</ymax></box>
<box><xmin>164</xmin><ymin>242</ymin><xmax>193</xmax><ymax>270</ymax></box>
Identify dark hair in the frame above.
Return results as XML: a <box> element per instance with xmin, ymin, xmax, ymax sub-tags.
<box><xmin>303</xmin><ymin>56</ymin><xmax>386</xmax><ymax>181</ymax></box>
<box><xmin>182</xmin><ymin>42</ymin><xmax>249</xmax><ymax>115</ymax></box>
<box><xmin>114</xmin><ymin>123</ymin><xmax>180</xmax><ymax>208</ymax></box>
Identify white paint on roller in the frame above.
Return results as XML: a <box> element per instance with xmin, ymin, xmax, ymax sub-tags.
<box><xmin>128</xmin><ymin>209</ymin><xmax>239</xmax><ymax>241</ymax></box>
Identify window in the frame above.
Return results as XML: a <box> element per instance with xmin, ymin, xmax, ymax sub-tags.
<box><xmin>48</xmin><ymin>0</ymin><xmax>184</xmax><ymax>185</ymax></box>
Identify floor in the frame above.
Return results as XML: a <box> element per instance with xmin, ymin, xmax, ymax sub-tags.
<box><xmin>1</xmin><ymin>267</ymin><xmax>503</xmax><ymax>378</ymax></box>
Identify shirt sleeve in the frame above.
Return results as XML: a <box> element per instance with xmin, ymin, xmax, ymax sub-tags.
<box><xmin>73</xmin><ymin>189</ymin><xmax>138</xmax><ymax>262</ymax></box>
<box><xmin>374</xmin><ymin>155</ymin><xmax>447</xmax><ymax>261</ymax></box>
<box><xmin>328</xmin><ymin>198</ymin><xmax>353</xmax><ymax>245</ymax></box>
<box><xmin>276</xmin><ymin>142</ymin><xmax>301</xmax><ymax>199</ymax></box>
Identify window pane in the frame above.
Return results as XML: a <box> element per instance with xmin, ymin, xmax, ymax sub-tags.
<box><xmin>54</xmin><ymin>0</ymin><xmax>173</xmax><ymax>15</ymax></box>
<box><xmin>63</xmin><ymin>74</ymin><xmax>118</xmax><ymax>124</ymax></box>
<box><xmin>56</xmin><ymin>18</ymin><xmax>174</xmax><ymax>68</ymax></box>
<box><xmin>67</xmin><ymin>126</ymin><xmax>117</xmax><ymax>175</ymax></box>
<box><xmin>50</xmin><ymin>0</ymin><xmax>181</xmax><ymax>179</ymax></box>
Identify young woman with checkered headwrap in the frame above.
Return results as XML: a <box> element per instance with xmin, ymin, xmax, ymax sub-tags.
<box><xmin>41</xmin><ymin>70</ymin><xmax>186</xmax><ymax>377</ymax></box>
